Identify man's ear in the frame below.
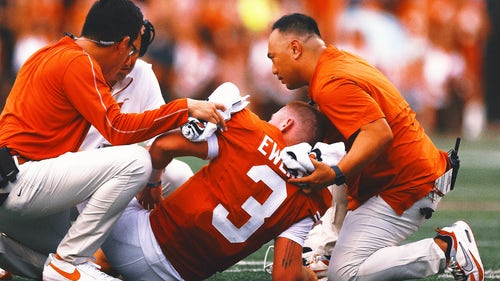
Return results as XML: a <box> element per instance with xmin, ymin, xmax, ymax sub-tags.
<box><xmin>290</xmin><ymin>39</ymin><xmax>302</xmax><ymax>59</ymax></box>
<box><xmin>280</xmin><ymin>118</ymin><xmax>294</xmax><ymax>133</ymax></box>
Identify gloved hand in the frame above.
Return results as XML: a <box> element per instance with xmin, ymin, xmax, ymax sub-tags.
<box><xmin>181</xmin><ymin>117</ymin><xmax>218</xmax><ymax>142</ymax></box>
<box><xmin>181</xmin><ymin>82</ymin><xmax>250</xmax><ymax>142</ymax></box>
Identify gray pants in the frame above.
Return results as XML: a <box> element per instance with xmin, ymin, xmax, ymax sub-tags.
<box><xmin>329</xmin><ymin>194</ymin><xmax>447</xmax><ymax>281</ymax></box>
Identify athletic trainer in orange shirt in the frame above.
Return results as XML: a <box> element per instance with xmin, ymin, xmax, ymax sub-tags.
<box><xmin>0</xmin><ymin>1</ymin><xmax>225</xmax><ymax>281</ymax></box>
<box><xmin>267</xmin><ymin>13</ymin><xmax>483</xmax><ymax>281</ymax></box>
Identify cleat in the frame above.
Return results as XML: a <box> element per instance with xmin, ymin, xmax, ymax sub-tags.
<box><xmin>302</xmin><ymin>248</ymin><xmax>330</xmax><ymax>278</ymax></box>
<box><xmin>0</xmin><ymin>268</ymin><xmax>12</xmax><ymax>280</ymax></box>
<box><xmin>436</xmin><ymin>221</ymin><xmax>484</xmax><ymax>281</ymax></box>
<box><xmin>43</xmin><ymin>253</ymin><xmax>121</xmax><ymax>281</ymax></box>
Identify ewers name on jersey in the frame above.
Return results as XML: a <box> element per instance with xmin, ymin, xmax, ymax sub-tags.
<box><xmin>150</xmin><ymin>109</ymin><xmax>332</xmax><ymax>281</ymax></box>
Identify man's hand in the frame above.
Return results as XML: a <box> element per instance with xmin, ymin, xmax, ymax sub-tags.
<box><xmin>288</xmin><ymin>158</ymin><xmax>336</xmax><ymax>194</ymax></box>
<box><xmin>187</xmin><ymin>99</ymin><xmax>227</xmax><ymax>131</ymax></box>
<box><xmin>136</xmin><ymin>185</ymin><xmax>162</xmax><ymax>210</ymax></box>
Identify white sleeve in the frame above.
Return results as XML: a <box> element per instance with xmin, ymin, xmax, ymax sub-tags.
<box><xmin>128</xmin><ymin>60</ymin><xmax>165</xmax><ymax>147</ymax></box>
<box><xmin>136</xmin><ymin>60</ymin><xmax>165</xmax><ymax>109</ymax></box>
<box><xmin>205</xmin><ymin>134</ymin><xmax>219</xmax><ymax>160</ymax></box>
<box><xmin>277</xmin><ymin>217</ymin><xmax>314</xmax><ymax>246</ymax></box>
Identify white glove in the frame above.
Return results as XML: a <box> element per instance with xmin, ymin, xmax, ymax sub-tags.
<box><xmin>181</xmin><ymin>82</ymin><xmax>250</xmax><ymax>142</ymax></box>
<box><xmin>280</xmin><ymin>143</ymin><xmax>314</xmax><ymax>178</ymax></box>
<box><xmin>181</xmin><ymin>117</ymin><xmax>218</xmax><ymax>142</ymax></box>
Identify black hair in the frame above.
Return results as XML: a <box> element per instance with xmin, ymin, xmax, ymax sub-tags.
<box><xmin>81</xmin><ymin>0</ymin><xmax>143</xmax><ymax>44</ymax></box>
<box><xmin>271</xmin><ymin>13</ymin><xmax>321</xmax><ymax>38</ymax></box>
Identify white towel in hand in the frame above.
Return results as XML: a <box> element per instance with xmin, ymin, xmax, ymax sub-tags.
<box><xmin>181</xmin><ymin>82</ymin><xmax>250</xmax><ymax>142</ymax></box>
<box><xmin>280</xmin><ymin>143</ymin><xmax>314</xmax><ymax>178</ymax></box>
<box><xmin>309</xmin><ymin>142</ymin><xmax>346</xmax><ymax>167</ymax></box>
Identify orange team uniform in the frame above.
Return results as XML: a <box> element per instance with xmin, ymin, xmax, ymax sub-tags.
<box><xmin>309</xmin><ymin>46</ymin><xmax>449</xmax><ymax>215</ymax></box>
<box><xmin>0</xmin><ymin>36</ymin><xmax>188</xmax><ymax>161</ymax></box>
<box><xmin>150</xmin><ymin>109</ymin><xmax>332</xmax><ymax>281</ymax></box>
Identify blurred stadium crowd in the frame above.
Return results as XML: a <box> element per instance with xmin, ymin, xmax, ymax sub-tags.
<box><xmin>1</xmin><ymin>0</ymin><xmax>499</xmax><ymax>139</ymax></box>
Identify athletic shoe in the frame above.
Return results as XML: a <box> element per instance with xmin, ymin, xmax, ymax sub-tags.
<box><xmin>302</xmin><ymin>248</ymin><xmax>330</xmax><ymax>279</ymax></box>
<box><xmin>435</xmin><ymin>221</ymin><xmax>484</xmax><ymax>281</ymax></box>
<box><xmin>43</xmin><ymin>253</ymin><xmax>121</xmax><ymax>281</ymax></box>
<box><xmin>0</xmin><ymin>268</ymin><xmax>12</xmax><ymax>280</ymax></box>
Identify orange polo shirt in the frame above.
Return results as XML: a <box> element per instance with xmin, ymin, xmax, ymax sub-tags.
<box><xmin>309</xmin><ymin>46</ymin><xmax>449</xmax><ymax>215</ymax></box>
<box><xmin>0</xmin><ymin>36</ymin><xmax>188</xmax><ymax>161</ymax></box>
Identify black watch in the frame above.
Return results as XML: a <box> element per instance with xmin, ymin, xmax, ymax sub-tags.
<box><xmin>331</xmin><ymin>165</ymin><xmax>345</xmax><ymax>186</ymax></box>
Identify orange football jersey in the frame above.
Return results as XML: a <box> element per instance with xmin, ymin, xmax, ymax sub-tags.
<box><xmin>150</xmin><ymin>109</ymin><xmax>332</xmax><ymax>281</ymax></box>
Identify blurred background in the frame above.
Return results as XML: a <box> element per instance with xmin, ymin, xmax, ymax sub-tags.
<box><xmin>1</xmin><ymin>0</ymin><xmax>499</xmax><ymax>140</ymax></box>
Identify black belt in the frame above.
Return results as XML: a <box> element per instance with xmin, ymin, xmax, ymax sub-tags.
<box><xmin>0</xmin><ymin>192</ymin><xmax>9</xmax><ymax>206</ymax></box>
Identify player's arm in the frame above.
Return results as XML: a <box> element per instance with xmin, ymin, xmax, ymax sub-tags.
<box><xmin>137</xmin><ymin>129</ymin><xmax>209</xmax><ymax>209</ymax></box>
<box><xmin>149</xmin><ymin>128</ymin><xmax>209</xmax><ymax>169</ymax></box>
<box><xmin>272</xmin><ymin>237</ymin><xmax>317</xmax><ymax>281</ymax></box>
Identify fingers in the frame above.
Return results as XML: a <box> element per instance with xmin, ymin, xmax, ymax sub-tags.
<box><xmin>138</xmin><ymin>199</ymin><xmax>157</xmax><ymax>210</ymax></box>
<box><xmin>213</xmin><ymin>107</ymin><xmax>227</xmax><ymax>131</ymax></box>
<box><xmin>186</xmin><ymin>99</ymin><xmax>227</xmax><ymax>131</ymax></box>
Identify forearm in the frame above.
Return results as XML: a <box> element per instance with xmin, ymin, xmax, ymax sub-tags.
<box><xmin>339</xmin><ymin>118</ymin><xmax>393</xmax><ymax>179</ymax></box>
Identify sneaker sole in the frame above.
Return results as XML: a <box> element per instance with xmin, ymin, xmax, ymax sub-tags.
<box><xmin>453</xmin><ymin>221</ymin><xmax>484</xmax><ymax>281</ymax></box>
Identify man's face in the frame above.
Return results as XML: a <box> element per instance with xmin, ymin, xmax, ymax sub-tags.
<box><xmin>106</xmin><ymin>33</ymin><xmax>141</xmax><ymax>85</ymax></box>
<box><xmin>267</xmin><ymin>30</ymin><xmax>302</xmax><ymax>90</ymax></box>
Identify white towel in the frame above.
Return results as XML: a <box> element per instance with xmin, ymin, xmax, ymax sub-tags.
<box><xmin>207</xmin><ymin>82</ymin><xmax>250</xmax><ymax>120</ymax></box>
<box><xmin>280</xmin><ymin>142</ymin><xmax>346</xmax><ymax>178</ymax></box>
<box><xmin>309</xmin><ymin>142</ymin><xmax>346</xmax><ymax>167</ymax></box>
<box><xmin>280</xmin><ymin>143</ymin><xmax>314</xmax><ymax>178</ymax></box>
<box><xmin>181</xmin><ymin>82</ymin><xmax>250</xmax><ymax>142</ymax></box>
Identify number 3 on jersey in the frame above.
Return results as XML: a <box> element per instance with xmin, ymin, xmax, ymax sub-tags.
<box><xmin>212</xmin><ymin>165</ymin><xmax>287</xmax><ymax>243</ymax></box>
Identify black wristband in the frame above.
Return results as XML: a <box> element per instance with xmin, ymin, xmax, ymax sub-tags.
<box><xmin>331</xmin><ymin>165</ymin><xmax>345</xmax><ymax>186</ymax></box>
<box><xmin>146</xmin><ymin>181</ymin><xmax>162</xmax><ymax>188</ymax></box>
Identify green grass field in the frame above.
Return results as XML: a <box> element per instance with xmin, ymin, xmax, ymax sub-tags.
<box><xmin>12</xmin><ymin>134</ymin><xmax>500</xmax><ymax>281</ymax></box>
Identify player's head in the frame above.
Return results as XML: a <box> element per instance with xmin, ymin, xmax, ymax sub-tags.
<box><xmin>269</xmin><ymin>100</ymin><xmax>326</xmax><ymax>146</ymax></box>
<box><xmin>268</xmin><ymin>13</ymin><xmax>322</xmax><ymax>90</ymax></box>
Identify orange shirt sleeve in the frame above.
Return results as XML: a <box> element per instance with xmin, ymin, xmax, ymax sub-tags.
<box><xmin>62</xmin><ymin>53</ymin><xmax>188</xmax><ymax>146</ymax></box>
<box><xmin>0</xmin><ymin>37</ymin><xmax>188</xmax><ymax>160</ymax></box>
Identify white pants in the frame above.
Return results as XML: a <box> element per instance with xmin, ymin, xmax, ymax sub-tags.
<box><xmin>0</xmin><ymin>145</ymin><xmax>151</xmax><ymax>264</ymax></box>
<box><xmin>101</xmin><ymin>198</ymin><xmax>182</xmax><ymax>281</ymax></box>
<box><xmin>328</xmin><ymin>195</ymin><xmax>447</xmax><ymax>281</ymax></box>
<box><xmin>304</xmin><ymin>185</ymin><xmax>347</xmax><ymax>256</ymax></box>
<box><xmin>160</xmin><ymin>159</ymin><xmax>194</xmax><ymax>197</ymax></box>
